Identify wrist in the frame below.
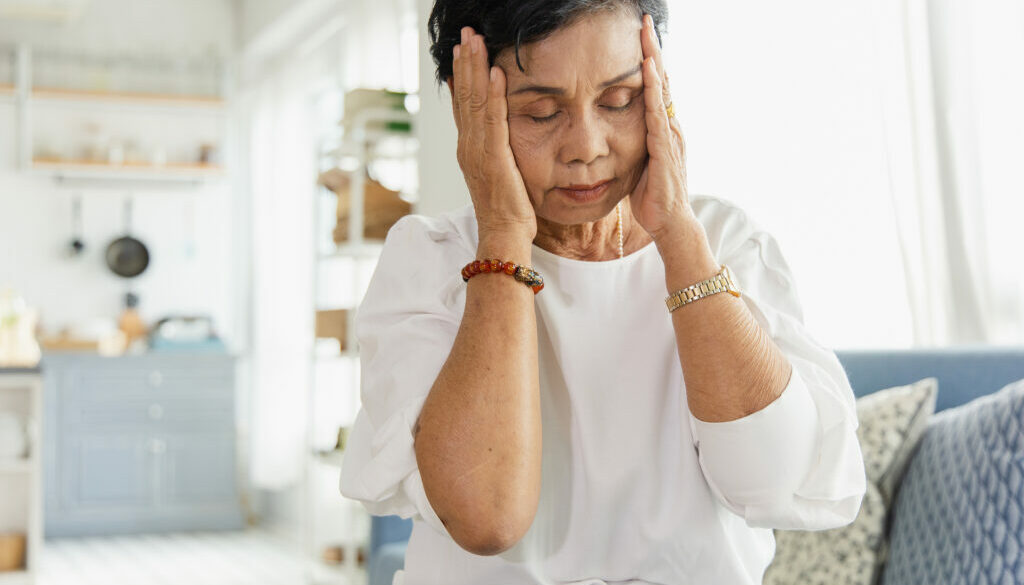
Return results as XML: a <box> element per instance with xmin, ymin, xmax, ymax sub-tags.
<box><xmin>477</xmin><ymin>233</ymin><xmax>534</xmax><ymax>267</ymax></box>
<box><xmin>652</xmin><ymin>211</ymin><xmax>704</xmax><ymax>252</ymax></box>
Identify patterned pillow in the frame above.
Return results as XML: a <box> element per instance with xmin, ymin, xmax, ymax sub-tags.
<box><xmin>763</xmin><ymin>377</ymin><xmax>938</xmax><ymax>585</ymax></box>
<box><xmin>880</xmin><ymin>378</ymin><xmax>1024</xmax><ymax>585</ymax></box>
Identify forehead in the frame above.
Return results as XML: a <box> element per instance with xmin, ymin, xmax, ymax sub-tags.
<box><xmin>496</xmin><ymin>10</ymin><xmax>643</xmax><ymax>91</ymax></box>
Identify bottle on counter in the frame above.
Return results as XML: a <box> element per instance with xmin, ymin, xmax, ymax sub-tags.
<box><xmin>0</xmin><ymin>287</ymin><xmax>42</xmax><ymax>368</ymax></box>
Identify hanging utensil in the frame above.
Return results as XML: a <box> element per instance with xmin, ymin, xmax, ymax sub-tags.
<box><xmin>67</xmin><ymin>193</ymin><xmax>85</xmax><ymax>257</ymax></box>
<box><xmin>105</xmin><ymin>196</ymin><xmax>150</xmax><ymax>278</ymax></box>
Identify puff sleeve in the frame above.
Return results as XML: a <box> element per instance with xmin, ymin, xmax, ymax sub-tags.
<box><xmin>687</xmin><ymin>202</ymin><xmax>867</xmax><ymax>531</ymax></box>
<box><xmin>338</xmin><ymin>215</ymin><xmax>467</xmax><ymax>538</ymax></box>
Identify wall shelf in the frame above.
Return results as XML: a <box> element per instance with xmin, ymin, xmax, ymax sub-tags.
<box><xmin>31</xmin><ymin>86</ymin><xmax>225</xmax><ymax>110</ymax></box>
<box><xmin>32</xmin><ymin>157</ymin><xmax>224</xmax><ymax>178</ymax></box>
<box><xmin>9</xmin><ymin>44</ymin><xmax>229</xmax><ymax>184</ymax></box>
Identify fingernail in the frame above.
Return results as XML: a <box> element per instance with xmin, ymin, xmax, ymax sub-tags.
<box><xmin>471</xmin><ymin>37</ymin><xmax>479</xmax><ymax>55</ymax></box>
<box><xmin>490</xmin><ymin>67</ymin><xmax>496</xmax><ymax>82</ymax></box>
<box><xmin>454</xmin><ymin>45</ymin><xmax>461</xmax><ymax>59</ymax></box>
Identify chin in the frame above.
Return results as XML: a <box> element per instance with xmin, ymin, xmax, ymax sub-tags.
<box><xmin>537</xmin><ymin>191</ymin><xmax>622</xmax><ymax>226</ymax></box>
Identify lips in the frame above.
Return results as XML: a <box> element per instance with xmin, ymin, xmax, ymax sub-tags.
<box><xmin>560</xmin><ymin>179</ymin><xmax>613</xmax><ymax>191</ymax></box>
<box><xmin>555</xmin><ymin>179</ymin><xmax>614</xmax><ymax>203</ymax></box>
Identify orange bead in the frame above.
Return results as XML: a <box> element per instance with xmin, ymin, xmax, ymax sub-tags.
<box><xmin>490</xmin><ymin>259</ymin><xmax>502</xmax><ymax>272</ymax></box>
<box><xmin>471</xmin><ymin>260</ymin><xmax>482</xmax><ymax>274</ymax></box>
<box><xmin>480</xmin><ymin>259</ymin><xmax>492</xmax><ymax>272</ymax></box>
<box><xmin>503</xmin><ymin>262</ymin><xmax>516</xmax><ymax>274</ymax></box>
<box><xmin>532</xmin><ymin>284</ymin><xmax>544</xmax><ymax>294</ymax></box>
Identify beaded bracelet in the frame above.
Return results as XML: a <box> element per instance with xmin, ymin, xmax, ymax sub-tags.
<box><xmin>461</xmin><ymin>258</ymin><xmax>545</xmax><ymax>294</ymax></box>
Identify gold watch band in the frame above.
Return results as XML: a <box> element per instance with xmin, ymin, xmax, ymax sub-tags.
<box><xmin>665</xmin><ymin>264</ymin><xmax>742</xmax><ymax>313</ymax></box>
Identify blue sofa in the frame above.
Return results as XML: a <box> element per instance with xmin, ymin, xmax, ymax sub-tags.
<box><xmin>366</xmin><ymin>346</ymin><xmax>1024</xmax><ymax>585</ymax></box>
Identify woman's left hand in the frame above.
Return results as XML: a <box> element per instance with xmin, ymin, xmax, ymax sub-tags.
<box><xmin>630</xmin><ymin>14</ymin><xmax>694</xmax><ymax>244</ymax></box>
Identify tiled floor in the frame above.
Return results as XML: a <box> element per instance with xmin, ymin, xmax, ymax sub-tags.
<box><xmin>38</xmin><ymin>530</ymin><xmax>366</xmax><ymax>585</ymax></box>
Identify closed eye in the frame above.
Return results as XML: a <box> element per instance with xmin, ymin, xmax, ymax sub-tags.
<box><xmin>530</xmin><ymin>112</ymin><xmax>560</xmax><ymax>123</ymax></box>
<box><xmin>602</xmin><ymin>95</ymin><xmax>640</xmax><ymax>112</ymax></box>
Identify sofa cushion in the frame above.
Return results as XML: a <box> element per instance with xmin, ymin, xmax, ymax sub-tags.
<box><xmin>764</xmin><ymin>377</ymin><xmax>937</xmax><ymax>585</ymax></box>
<box><xmin>881</xmin><ymin>377</ymin><xmax>1024</xmax><ymax>585</ymax></box>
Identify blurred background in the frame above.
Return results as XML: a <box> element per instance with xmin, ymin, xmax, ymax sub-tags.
<box><xmin>0</xmin><ymin>0</ymin><xmax>1020</xmax><ymax>584</ymax></box>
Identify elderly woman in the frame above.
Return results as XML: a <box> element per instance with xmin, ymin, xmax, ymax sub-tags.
<box><xmin>340</xmin><ymin>1</ymin><xmax>866</xmax><ymax>583</ymax></box>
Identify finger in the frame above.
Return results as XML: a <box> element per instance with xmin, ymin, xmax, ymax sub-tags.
<box><xmin>468</xmin><ymin>33</ymin><xmax>490</xmax><ymax>115</ymax></box>
<box><xmin>455</xmin><ymin>27</ymin><xmax>473</xmax><ymax>123</ymax></box>
<box><xmin>641</xmin><ymin>15</ymin><xmax>671</xmax><ymax>104</ymax></box>
<box><xmin>451</xmin><ymin>44</ymin><xmax>463</xmax><ymax>131</ymax></box>
<box><xmin>485</xmin><ymin>66</ymin><xmax>510</xmax><ymax>153</ymax></box>
<box><xmin>642</xmin><ymin>56</ymin><xmax>672</xmax><ymax>158</ymax></box>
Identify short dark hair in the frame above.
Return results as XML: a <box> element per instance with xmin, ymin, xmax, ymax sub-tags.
<box><xmin>427</xmin><ymin>0</ymin><xmax>669</xmax><ymax>90</ymax></box>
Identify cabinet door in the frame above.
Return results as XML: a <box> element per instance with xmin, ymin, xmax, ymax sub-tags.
<box><xmin>160</xmin><ymin>431</ymin><xmax>237</xmax><ymax>506</ymax></box>
<box><xmin>63</xmin><ymin>432</ymin><xmax>155</xmax><ymax>509</ymax></box>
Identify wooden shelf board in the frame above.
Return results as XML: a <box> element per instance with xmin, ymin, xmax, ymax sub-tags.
<box><xmin>31</xmin><ymin>86</ymin><xmax>224</xmax><ymax>107</ymax></box>
<box><xmin>0</xmin><ymin>83</ymin><xmax>14</xmax><ymax>95</ymax></box>
<box><xmin>31</xmin><ymin>158</ymin><xmax>225</xmax><ymax>181</ymax></box>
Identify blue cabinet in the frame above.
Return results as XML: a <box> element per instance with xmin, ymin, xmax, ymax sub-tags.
<box><xmin>41</xmin><ymin>352</ymin><xmax>244</xmax><ymax>537</ymax></box>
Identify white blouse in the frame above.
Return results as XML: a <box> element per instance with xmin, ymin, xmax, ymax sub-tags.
<box><xmin>339</xmin><ymin>194</ymin><xmax>866</xmax><ymax>585</ymax></box>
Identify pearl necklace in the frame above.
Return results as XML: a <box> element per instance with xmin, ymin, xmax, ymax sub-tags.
<box><xmin>616</xmin><ymin>201</ymin><xmax>624</xmax><ymax>258</ymax></box>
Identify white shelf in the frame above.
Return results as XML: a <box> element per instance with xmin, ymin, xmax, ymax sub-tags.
<box><xmin>312</xmin><ymin>450</ymin><xmax>345</xmax><ymax>469</ymax></box>
<box><xmin>306</xmin><ymin>102</ymin><xmax>419</xmax><ymax>585</ymax></box>
<box><xmin>0</xmin><ymin>372</ymin><xmax>42</xmax><ymax>583</ymax></box>
<box><xmin>0</xmin><ymin>570</ymin><xmax>33</xmax><ymax>585</ymax></box>
<box><xmin>0</xmin><ymin>459</ymin><xmax>31</xmax><ymax>474</ymax></box>
<box><xmin>318</xmin><ymin>241</ymin><xmax>385</xmax><ymax>260</ymax></box>
<box><xmin>31</xmin><ymin>86</ymin><xmax>225</xmax><ymax>110</ymax></box>
<box><xmin>10</xmin><ymin>44</ymin><xmax>230</xmax><ymax>185</ymax></box>
<box><xmin>30</xmin><ymin>158</ymin><xmax>225</xmax><ymax>183</ymax></box>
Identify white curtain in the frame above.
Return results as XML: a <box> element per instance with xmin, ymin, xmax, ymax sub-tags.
<box><xmin>873</xmin><ymin>0</ymin><xmax>1024</xmax><ymax>346</ymax></box>
<box><xmin>242</xmin><ymin>0</ymin><xmax>416</xmax><ymax>490</ymax></box>
<box><xmin>243</xmin><ymin>56</ymin><xmax>321</xmax><ymax>490</ymax></box>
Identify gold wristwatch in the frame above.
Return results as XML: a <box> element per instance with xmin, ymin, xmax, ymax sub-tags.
<box><xmin>665</xmin><ymin>264</ymin><xmax>742</xmax><ymax>312</ymax></box>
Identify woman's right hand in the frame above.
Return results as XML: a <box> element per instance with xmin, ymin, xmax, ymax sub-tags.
<box><xmin>451</xmin><ymin>26</ymin><xmax>537</xmax><ymax>243</ymax></box>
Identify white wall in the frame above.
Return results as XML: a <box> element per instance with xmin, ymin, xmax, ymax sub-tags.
<box><xmin>414</xmin><ymin>0</ymin><xmax>469</xmax><ymax>216</ymax></box>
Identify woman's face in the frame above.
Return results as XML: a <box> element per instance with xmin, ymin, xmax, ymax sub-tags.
<box><xmin>494</xmin><ymin>9</ymin><xmax>647</xmax><ymax>226</ymax></box>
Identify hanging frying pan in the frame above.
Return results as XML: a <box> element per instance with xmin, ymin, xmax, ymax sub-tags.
<box><xmin>105</xmin><ymin>197</ymin><xmax>150</xmax><ymax>278</ymax></box>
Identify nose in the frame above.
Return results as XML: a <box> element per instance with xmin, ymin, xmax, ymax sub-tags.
<box><xmin>557</xmin><ymin>109</ymin><xmax>609</xmax><ymax>167</ymax></box>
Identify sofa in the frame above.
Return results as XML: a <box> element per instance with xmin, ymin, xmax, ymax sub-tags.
<box><xmin>365</xmin><ymin>346</ymin><xmax>1024</xmax><ymax>585</ymax></box>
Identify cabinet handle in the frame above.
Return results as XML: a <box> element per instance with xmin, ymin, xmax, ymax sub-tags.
<box><xmin>148</xmin><ymin>404</ymin><xmax>164</xmax><ymax>420</ymax></box>
<box><xmin>148</xmin><ymin>371</ymin><xmax>163</xmax><ymax>387</ymax></box>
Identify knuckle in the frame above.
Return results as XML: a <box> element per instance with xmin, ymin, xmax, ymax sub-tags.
<box><xmin>468</xmin><ymin>95</ymin><xmax>488</xmax><ymax>111</ymax></box>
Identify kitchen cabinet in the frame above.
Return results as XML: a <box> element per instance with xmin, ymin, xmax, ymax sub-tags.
<box><xmin>41</xmin><ymin>352</ymin><xmax>243</xmax><ymax>537</ymax></box>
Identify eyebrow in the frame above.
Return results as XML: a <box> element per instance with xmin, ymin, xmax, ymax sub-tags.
<box><xmin>508</xmin><ymin>63</ymin><xmax>642</xmax><ymax>96</ymax></box>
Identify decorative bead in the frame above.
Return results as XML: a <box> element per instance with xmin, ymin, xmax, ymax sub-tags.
<box><xmin>461</xmin><ymin>258</ymin><xmax>544</xmax><ymax>295</ymax></box>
